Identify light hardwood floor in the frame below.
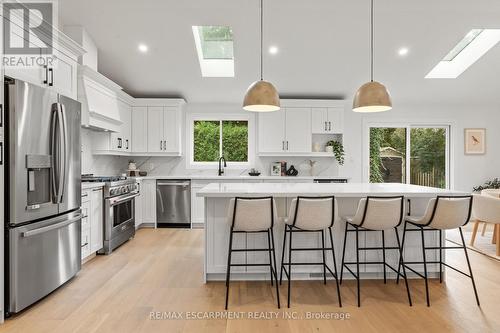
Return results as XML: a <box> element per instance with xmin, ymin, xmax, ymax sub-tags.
<box><xmin>1</xmin><ymin>228</ymin><xmax>499</xmax><ymax>333</ymax></box>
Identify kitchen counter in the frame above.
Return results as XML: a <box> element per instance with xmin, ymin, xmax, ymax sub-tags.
<box><xmin>132</xmin><ymin>175</ymin><xmax>349</xmax><ymax>181</ymax></box>
<box><xmin>200</xmin><ymin>183</ymin><xmax>466</xmax><ymax>282</ymax></box>
<box><xmin>197</xmin><ymin>182</ymin><xmax>465</xmax><ymax>198</ymax></box>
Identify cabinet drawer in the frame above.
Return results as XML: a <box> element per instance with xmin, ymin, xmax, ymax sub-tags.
<box><xmin>81</xmin><ymin>215</ymin><xmax>90</xmax><ymax>230</ymax></box>
<box><xmin>81</xmin><ymin>190</ymin><xmax>91</xmax><ymax>203</ymax></box>
<box><xmin>81</xmin><ymin>228</ymin><xmax>91</xmax><ymax>258</ymax></box>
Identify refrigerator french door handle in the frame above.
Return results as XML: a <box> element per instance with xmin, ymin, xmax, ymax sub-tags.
<box><xmin>59</xmin><ymin>104</ymin><xmax>68</xmax><ymax>201</ymax></box>
<box><xmin>50</xmin><ymin>106</ymin><xmax>59</xmax><ymax>202</ymax></box>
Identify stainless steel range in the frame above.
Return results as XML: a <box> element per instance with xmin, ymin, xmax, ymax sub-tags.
<box><xmin>82</xmin><ymin>175</ymin><xmax>139</xmax><ymax>254</ymax></box>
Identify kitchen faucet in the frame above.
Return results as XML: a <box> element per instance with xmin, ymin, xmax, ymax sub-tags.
<box><xmin>218</xmin><ymin>156</ymin><xmax>227</xmax><ymax>176</ymax></box>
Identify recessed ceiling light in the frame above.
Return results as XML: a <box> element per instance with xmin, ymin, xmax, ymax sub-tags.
<box><xmin>138</xmin><ymin>43</ymin><xmax>148</xmax><ymax>53</ymax></box>
<box><xmin>269</xmin><ymin>45</ymin><xmax>279</xmax><ymax>55</ymax></box>
<box><xmin>398</xmin><ymin>47</ymin><xmax>409</xmax><ymax>56</ymax></box>
<box><xmin>426</xmin><ymin>29</ymin><xmax>500</xmax><ymax>78</ymax></box>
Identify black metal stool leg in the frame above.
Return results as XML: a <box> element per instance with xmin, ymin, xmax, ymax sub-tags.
<box><xmin>355</xmin><ymin>225</ymin><xmax>361</xmax><ymax>307</ymax></box>
<box><xmin>266</xmin><ymin>230</ymin><xmax>274</xmax><ymax>286</ymax></box>
<box><xmin>321</xmin><ymin>230</ymin><xmax>327</xmax><ymax>284</ymax></box>
<box><xmin>459</xmin><ymin>227</ymin><xmax>480</xmax><ymax>306</ymax></box>
<box><xmin>340</xmin><ymin>222</ymin><xmax>348</xmax><ymax>284</ymax></box>
<box><xmin>287</xmin><ymin>225</ymin><xmax>293</xmax><ymax>308</ymax></box>
<box><xmin>439</xmin><ymin>229</ymin><xmax>443</xmax><ymax>283</ymax></box>
<box><xmin>395</xmin><ymin>227</ymin><xmax>412</xmax><ymax>306</ymax></box>
<box><xmin>225</xmin><ymin>230</ymin><xmax>234</xmax><ymax>310</ymax></box>
<box><xmin>279</xmin><ymin>226</ymin><xmax>288</xmax><ymax>285</ymax></box>
<box><xmin>329</xmin><ymin>227</ymin><xmax>342</xmax><ymax>307</ymax></box>
<box><xmin>270</xmin><ymin>228</ymin><xmax>281</xmax><ymax>309</ymax></box>
<box><xmin>420</xmin><ymin>226</ymin><xmax>430</xmax><ymax>306</ymax></box>
<box><xmin>396</xmin><ymin>221</ymin><xmax>408</xmax><ymax>284</ymax></box>
<box><xmin>382</xmin><ymin>230</ymin><xmax>387</xmax><ymax>284</ymax></box>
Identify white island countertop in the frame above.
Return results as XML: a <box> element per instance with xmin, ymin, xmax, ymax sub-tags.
<box><xmin>197</xmin><ymin>182</ymin><xmax>467</xmax><ymax>198</ymax></box>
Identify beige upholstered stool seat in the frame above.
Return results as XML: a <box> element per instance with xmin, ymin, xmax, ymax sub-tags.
<box><xmin>344</xmin><ymin>197</ymin><xmax>405</xmax><ymax>230</ymax></box>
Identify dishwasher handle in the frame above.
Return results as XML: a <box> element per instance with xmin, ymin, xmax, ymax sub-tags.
<box><xmin>157</xmin><ymin>182</ymin><xmax>190</xmax><ymax>187</ymax></box>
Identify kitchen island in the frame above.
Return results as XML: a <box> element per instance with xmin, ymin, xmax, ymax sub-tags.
<box><xmin>197</xmin><ymin>182</ymin><xmax>467</xmax><ymax>282</ymax></box>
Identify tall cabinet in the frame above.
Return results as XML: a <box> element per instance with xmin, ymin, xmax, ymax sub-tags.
<box><xmin>131</xmin><ymin>99</ymin><xmax>185</xmax><ymax>156</ymax></box>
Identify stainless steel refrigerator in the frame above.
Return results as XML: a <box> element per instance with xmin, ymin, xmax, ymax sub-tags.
<box><xmin>4</xmin><ymin>78</ymin><xmax>82</xmax><ymax>315</ymax></box>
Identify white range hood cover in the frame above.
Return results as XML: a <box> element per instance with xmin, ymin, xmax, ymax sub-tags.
<box><xmin>78</xmin><ymin>66</ymin><xmax>123</xmax><ymax>132</ymax></box>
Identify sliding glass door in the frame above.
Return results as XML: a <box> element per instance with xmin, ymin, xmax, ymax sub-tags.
<box><xmin>369</xmin><ymin>125</ymin><xmax>449</xmax><ymax>189</ymax></box>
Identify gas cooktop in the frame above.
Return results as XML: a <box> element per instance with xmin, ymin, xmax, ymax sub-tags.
<box><xmin>81</xmin><ymin>174</ymin><xmax>126</xmax><ymax>183</ymax></box>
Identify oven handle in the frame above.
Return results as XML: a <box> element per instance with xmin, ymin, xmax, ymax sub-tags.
<box><xmin>108</xmin><ymin>192</ymin><xmax>139</xmax><ymax>206</ymax></box>
<box><xmin>22</xmin><ymin>214</ymin><xmax>82</xmax><ymax>238</ymax></box>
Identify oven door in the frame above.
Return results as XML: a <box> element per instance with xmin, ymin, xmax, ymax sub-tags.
<box><xmin>104</xmin><ymin>192</ymin><xmax>139</xmax><ymax>241</ymax></box>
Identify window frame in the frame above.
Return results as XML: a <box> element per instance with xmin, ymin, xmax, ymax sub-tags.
<box><xmin>363</xmin><ymin>120</ymin><xmax>454</xmax><ymax>189</ymax></box>
<box><xmin>187</xmin><ymin>113</ymin><xmax>254</xmax><ymax>169</ymax></box>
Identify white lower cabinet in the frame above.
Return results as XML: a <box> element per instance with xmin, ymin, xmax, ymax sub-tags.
<box><xmin>141</xmin><ymin>179</ymin><xmax>157</xmax><ymax>225</ymax></box>
<box><xmin>81</xmin><ymin>187</ymin><xmax>104</xmax><ymax>262</ymax></box>
<box><xmin>90</xmin><ymin>188</ymin><xmax>103</xmax><ymax>253</ymax></box>
<box><xmin>191</xmin><ymin>181</ymin><xmax>211</xmax><ymax>227</ymax></box>
<box><xmin>135</xmin><ymin>180</ymin><xmax>144</xmax><ymax>228</ymax></box>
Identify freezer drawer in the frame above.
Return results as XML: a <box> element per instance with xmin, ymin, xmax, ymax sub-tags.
<box><xmin>156</xmin><ymin>180</ymin><xmax>191</xmax><ymax>227</ymax></box>
<box><xmin>7</xmin><ymin>210</ymin><xmax>82</xmax><ymax>314</ymax></box>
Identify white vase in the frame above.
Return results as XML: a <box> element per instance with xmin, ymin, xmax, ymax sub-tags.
<box><xmin>325</xmin><ymin>146</ymin><xmax>333</xmax><ymax>153</ymax></box>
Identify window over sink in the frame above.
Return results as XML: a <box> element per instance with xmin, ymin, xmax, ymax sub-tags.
<box><xmin>188</xmin><ymin>113</ymin><xmax>253</xmax><ymax>169</ymax></box>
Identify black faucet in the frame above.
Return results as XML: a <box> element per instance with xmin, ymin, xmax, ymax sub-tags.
<box><xmin>218</xmin><ymin>156</ymin><xmax>227</xmax><ymax>176</ymax></box>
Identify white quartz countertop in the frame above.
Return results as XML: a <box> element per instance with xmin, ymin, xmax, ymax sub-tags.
<box><xmin>82</xmin><ymin>182</ymin><xmax>105</xmax><ymax>190</ymax></box>
<box><xmin>132</xmin><ymin>175</ymin><xmax>349</xmax><ymax>181</ymax></box>
<box><xmin>196</xmin><ymin>182</ymin><xmax>467</xmax><ymax>198</ymax></box>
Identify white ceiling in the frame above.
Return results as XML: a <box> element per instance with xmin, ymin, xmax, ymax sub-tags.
<box><xmin>59</xmin><ymin>0</ymin><xmax>500</xmax><ymax>107</ymax></box>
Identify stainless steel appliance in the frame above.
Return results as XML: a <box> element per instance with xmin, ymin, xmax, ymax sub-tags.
<box><xmin>156</xmin><ymin>180</ymin><xmax>191</xmax><ymax>228</ymax></box>
<box><xmin>82</xmin><ymin>175</ymin><xmax>139</xmax><ymax>254</ymax></box>
<box><xmin>4</xmin><ymin>78</ymin><xmax>82</xmax><ymax>315</ymax></box>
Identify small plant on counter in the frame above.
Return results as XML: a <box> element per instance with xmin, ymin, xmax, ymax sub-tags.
<box><xmin>473</xmin><ymin>178</ymin><xmax>500</xmax><ymax>192</ymax></box>
<box><xmin>326</xmin><ymin>140</ymin><xmax>345</xmax><ymax>165</ymax></box>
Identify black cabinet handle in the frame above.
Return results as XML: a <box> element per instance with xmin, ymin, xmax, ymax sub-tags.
<box><xmin>0</xmin><ymin>104</ymin><xmax>3</xmax><ymax>127</ymax></box>
<box><xmin>0</xmin><ymin>142</ymin><xmax>3</xmax><ymax>165</ymax></box>
<box><xmin>48</xmin><ymin>68</ymin><xmax>54</xmax><ymax>86</ymax></box>
<box><xmin>126</xmin><ymin>139</ymin><xmax>129</xmax><ymax>150</ymax></box>
<box><xmin>117</xmin><ymin>138</ymin><xmax>122</xmax><ymax>149</ymax></box>
<box><xmin>43</xmin><ymin>65</ymin><xmax>48</xmax><ymax>84</ymax></box>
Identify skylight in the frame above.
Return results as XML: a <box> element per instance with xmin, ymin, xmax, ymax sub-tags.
<box><xmin>192</xmin><ymin>26</ymin><xmax>234</xmax><ymax>77</ymax></box>
<box><xmin>426</xmin><ymin>29</ymin><xmax>500</xmax><ymax>79</ymax></box>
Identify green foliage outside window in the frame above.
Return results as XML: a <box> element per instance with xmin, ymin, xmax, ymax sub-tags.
<box><xmin>222</xmin><ymin>121</ymin><xmax>248</xmax><ymax>162</ymax></box>
<box><xmin>193</xmin><ymin>120</ymin><xmax>248</xmax><ymax>162</ymax></box>
<box><xmin>193</xmin><ymin>121</ymin><xmax>220</xmax><ymax>162</ymax></box>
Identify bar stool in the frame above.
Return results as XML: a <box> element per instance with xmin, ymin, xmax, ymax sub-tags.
<box><xmin>398</xmin><ymin>195</ymin><xmax>480</xmax><ymax>306</ymax></box>
<box><xmin>340</xmin><ymin>196</ymin><xmax>412</xmax><ymax>307</ymax></box>
<box><xmin>279</xmin><ymin>196</ymin><xmax>342</xmax><ymax>308</ymax></box>
<box><xmin>225</xmin><ymin>197</ymin><xmax>280</xmax><ymax>310</ymax></box>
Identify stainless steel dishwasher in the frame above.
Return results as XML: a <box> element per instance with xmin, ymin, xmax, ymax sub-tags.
<box><xmin>156</xmin><ymin>180</ymin><xmax>191</xmax><ymax>228</ymax></box>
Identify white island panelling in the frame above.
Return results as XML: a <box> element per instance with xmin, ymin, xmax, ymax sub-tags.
<box><xmin>197</xmin><ymin>183</ymin><xmax>467</xmax><ymax>282</ymax></box>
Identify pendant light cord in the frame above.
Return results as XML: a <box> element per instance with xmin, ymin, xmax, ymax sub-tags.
<box><xmin>370</xmin><ymin>0</ymin><xmax>374</xmax><ymax>82</ymax></box>
<box><xmin>260</xmin><ymin>0</ymin><xmax>264</xmax><ymax>81</ymax></box>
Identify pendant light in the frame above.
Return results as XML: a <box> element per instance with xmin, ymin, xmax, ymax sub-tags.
<box><xmin>352</xmin><ymin>0</ymin><xmax>392</xmax><ymax>112</ymax></box>
<box><xmin>243</xmin><ymin>0</ymin><xmax>280</xmax><ymax>112</ymax></box>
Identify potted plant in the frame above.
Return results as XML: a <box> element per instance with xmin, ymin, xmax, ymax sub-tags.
<box><xmin>326</xmin><ymin>140</ymin><xmax>345</xmax><ymax>165</ymax></box>
<box><xmin>473</xmin><ymin>178</ymin><xmax>500</xmax><ymax>192</ymax></box>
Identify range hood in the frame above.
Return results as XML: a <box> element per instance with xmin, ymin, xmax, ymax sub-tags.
<box><xmin>78</xmin><ymin>65</ymin><xmax>122</xmax><ymax>132</ymax></box>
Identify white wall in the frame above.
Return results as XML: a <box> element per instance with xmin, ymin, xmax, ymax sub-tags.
<box><xmin>81</xmin><ymin>103</ymin><xmax>500</xmax><ymax>191</ymax></box>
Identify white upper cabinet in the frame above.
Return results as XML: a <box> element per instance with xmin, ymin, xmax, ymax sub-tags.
<box><xmin>131</xmin><ymin>106</ymin><xmax>148</xmax><ymax>153</ymax></box>
<box><xmin>311</xmin><ymin>107</ymin><xmax>344</xmax><ymax>134</ymax></box>
<box><xmin>258</xmin><ymin>107</ymin><xmax>311</xmax><ymax>153</ymax></box>
<box><xmin>258</xmin><ymin>109</ymin><xmax>286</xmax><ymax>153</ymax></box>
<box><xmin>110</xmin><ymin>99</ymin><xmax>132</xmax><ymax>152</ymax></box>
<box><xmin>147</xmin><ymin>106</ymin><xmax>164</xmax><ymax>153</ymax></box>
<box><xmin>163</xmin><ymin>107</ymin><xmax>180</xmax><ymax>153</ymax></box>
<box><xmin>3</xmin><ymin>14</ymin><xmax>83</xmax><ymax>99</ymax></box>
<box><xmin>50</xmin><ymin>49</ymin><xmax>78</xmax><ymax>99</ymax></box>
<box><xmin>285</xmin><ymin>107</ymin><xmax>311</xmax><ymax>152</ymax></box>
